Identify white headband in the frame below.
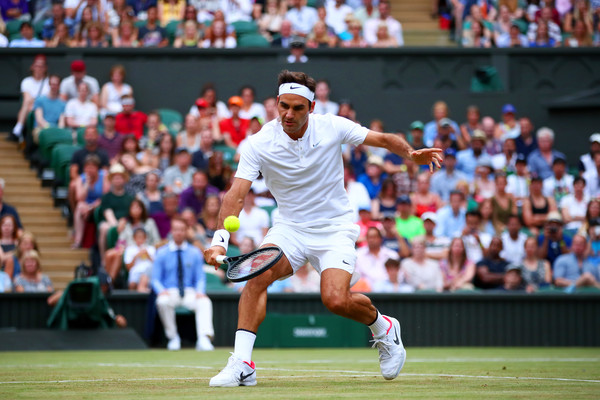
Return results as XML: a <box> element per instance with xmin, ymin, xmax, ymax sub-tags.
<box><xmin>278</xmin><ymin>83</ymin><xmax>315</xmax><ymax>102</ymax></box>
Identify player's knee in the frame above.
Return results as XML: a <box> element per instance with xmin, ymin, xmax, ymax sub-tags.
<box><xmin>321</xmin><ymin>292</ymin><xmax>349</xmax><ymax>315</ymax></box>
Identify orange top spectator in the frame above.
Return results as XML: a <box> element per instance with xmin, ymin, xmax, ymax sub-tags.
<box><xmin>220</xmin><ymin>96</ymin><xmax>250</xmax><ymax>147</ymax></box>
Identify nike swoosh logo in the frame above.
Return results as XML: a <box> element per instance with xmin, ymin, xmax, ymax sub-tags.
<box><xmin>313</xmin><ymin>140</ymin><xmax>322</xmax><ymax>148</ymax></box>
<box><xmin>239</xmin><ymin>371</ymin><xmax>254</xmax><ymax>382</ymax></box>
<box><xmin>289</xmin><ymin>85</ymin><xmax>301</xmax><ymax>90</ymax></box>
<box><xmin>342</xmin><ymin>260</ymin><xmax>350</xmax><ymax>265</ymax></box>
<box><xmin>393</xmin><ymin>327</ymin><xmax>400</xmax><ymax>345</ymax></box>
<box><xmin>219</xmin><ymin>236</ymin><xmax>225</xmax><ymax>243</ymax></box>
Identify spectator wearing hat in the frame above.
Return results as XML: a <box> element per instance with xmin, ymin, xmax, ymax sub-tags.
<box><xmin>220</xmin><ymin>96</ymin><xmax>250</xmax><ymax>147</ymax></box>
<box><xmin>433</xmin><ymin>117</ymin><xmax>461</xmax><ymax>151</ymax></box>
<box><xmin>579</xmin><ymin>133</ymin><xmax>600</xmax><ymax>175</ymax></box>
<box><xmin>355</xmin><ymin>226</ymin><xmax>400</xmax><ymax>289</ymax></box>
<box><xmin>583</xmin><ymin>151</ymin><xmax>600</xmax><ymax>198</ymax></box>
<box><xmin>494</xmin><ymin>104</ymin><xmax>521</xmax><ymax>140</ymax></box>
<box><xmin>98</xmin><ymin>163</ymin><xmax>135</xmax><ymax>261</ymax></box>
<box><xmin>188</xmin><ymin>83</ymin><xmax>230</xmax><ymax>121</ymax></box>
<box><xmin>434</xmin><ymin>190</ymin><xmax>466</xmax><ymax>239</ymax></box>
<box><xmin>380</xmin><ymin>212</ymin><xmax>411</xmax><ymax>258</ymax></box>
<box><xmin>115</xmin><ymin>95</ymin><xmax>147</xmax><ymax>140</ymax></box>
<box><xmin>358</xmin><ymin>155</ymin><xmax>387</xmax><ymax>200</ymax></box>
<box><xmin>422</xmin><ymin>212</ymin><xmax>450</xmax><ymax>260</ymax></box>
<box><xmin>60</xmin><ymin>60</ymin><xmax>100</xmax><ymax>104</ymax></box>
<box><xmin>542</xmin><ymin>156</ymin><xmax>574</xmax><ymax>205</ymax></box>
<box><xmin>560</xmin><ymin>176</ymin><xmax>589</xmax><ymax>233</ymax></box>
<box><xmin>287</xmin><ymin>36</ymin><xmax>309</xmax><ymax>63</ymax></box>
<box><xmin>430</xmin><ymin>148</ymin><xmax>467</xmax><ymax>202</ymax></box>
<box><xmin>178</xmin><ymin>171</ymin><xmax>219</xmax><ymax>216</ymax></box>
<box><xmin>474</xmin><ymin>236</ymin><xmax>509</xmax><ymax>290</ymax></box>
<box><xmin>408</xmin><ymin>121</ymin><xmax>426</xmax><ymax>150</ymax></box>
<box><xmin>553</xmin><ymin>234</ymin><xmax>600</xmax><ymax>291</ymax></box>
<box><xmin>527</xmin><ymin>127</ymin><xmax>566</xmax><ymax>180</ymax></box>
<box><xmin>515</xmin><ymin>117</ymin><xmax>537</xmax><ymax>159</ymax></box>
<box><xmin>9</xmin><ymin>21</ymin><xmax>45</xmax><ymax>47</ymax></box>
<box><xmin>395</xmin><ymin>195</ymin><xmax>425</xmax><ymax>240</ymax></box>
<box><xmin>423</xmin><ymin>101</ymin><xmax>459</xmax><ymax>148</ymax></box>
<box><xmin>64</xmin><ymin>81</ymin><xmax>98</xmax><ymax>129</ymax></box>
<box><xmin>537</xmin><ymin>211</ymin><xmax>572</xmax><ymax>268</ymax></box>
<box><xmin>162</xmin><ymin>147</ymin><xmax>197</xmax><ymax>195</ymax></box>
<box><xmin>506</xmin><ymin>154</ymin><xmax>530</xmax><ymax>203</ymax></box>
<box><xmin>456</xmin><ymin>129</ymin><xmax>491</xmax><ymax>179</ymax></box>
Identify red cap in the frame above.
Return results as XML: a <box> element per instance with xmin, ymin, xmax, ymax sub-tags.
<box><xmin>71</xmin><ymin>60</ymin><xmax>86</xmax><ymax>72</ymax></box>
<box><xmin>228</xmin><ymin>96</ymin><xmax>243</xmax><ymax>107</ymax></box>
<box><xmin>195</xmin><ymin>98</ymin><xmax>209</xmax><ymax>108</ymax></box>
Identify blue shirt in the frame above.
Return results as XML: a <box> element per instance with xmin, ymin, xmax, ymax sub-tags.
<box><xmin>456</xmin><ymin>148</ymin><xmax>491</xmax><ymax>179</ymax></box>
<box><xmin>0</xmin><ymin>271</ymin><xmax>11</xmax><ymax>293</ymax></box>
<box><xmin>357</xmin><ymin>173</ymin><xmax>387</xmax><ymax>200</ymax></box>
<box><xmin>423</xmin><ymin>119</ymin><xmax>460</xmax><ymax>147</ymax></box>
<box><xmin>527</xmin><ymin>149</ymin><xmax>566</xmax><ymax>180</ymax></box>
<box><xmin>33</xmin><ymin>95</ymin><xmax>66</xmax><ymax>128</ymax></box>
<box><xmin>538</xmin><ymin>234</ymin><xmax>572</xmax><ymax>268</ymax></box>
<box><xmin>152</xmin><ymin>241</ymin><xmax>206</xmax><ymax>294</ymax></box>
<box><xmin>42</xmin><ymin>17</ymin><xmax>75</xmax><ymax>40</ymax></box>
<box><xmin>434</xmin><ymin>205</ymin><xmax>466</xmax><ymax>238</ymax></box>
<box><xmin>430</xmin><ymin>168</ymin><xmax>468</xmax><ymax>201</ymax></box>
<box><xmin>553</xmin><ymin>253</ymin><xmax>599</xmax><ymax>282</ymax></box>
<box><xmin>9</xmin><ymin>38</ymin><xmax>46</xmax><ymax>48</ymax></box>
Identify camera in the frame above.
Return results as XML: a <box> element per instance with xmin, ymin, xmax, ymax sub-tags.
<box><xmin>549</xmin><ymin>226</ymin><xmax>558</xmax><ymax>234</ymax></box>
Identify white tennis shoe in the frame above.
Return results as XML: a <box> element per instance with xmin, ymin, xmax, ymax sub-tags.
<box><xmin>371</xmin><ymin>316</ymin><xmax>406</xmax><ymax>380</ymax></box>
<box><xmin>209</xmin><ymin>353</ymin><xmax>257</xmax><ymax>387</ymax></box>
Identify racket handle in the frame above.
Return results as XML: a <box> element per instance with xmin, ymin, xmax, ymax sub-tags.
<box><xmin>216</xmin><ymin>255</ymin><xmax>226</xmax><ymax>264</ymax></box>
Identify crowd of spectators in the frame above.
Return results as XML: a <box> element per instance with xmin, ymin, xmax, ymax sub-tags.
<box><xmin>0</xmin><ymin>0</ymin><xmax>406</xmax><ymax>49</ymax></box>
<box><xmin>2</xmin><ymin>51</ymin><xmax>600</xmax><ymax>300</ymax></box>
<box><xmin>434</xmin><ymin>0</ymin><xmax>600</xmax><ymax>47</ymax></box>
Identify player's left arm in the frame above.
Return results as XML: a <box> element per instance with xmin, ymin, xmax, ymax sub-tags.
<box><xmin>363</xmin><ymin>130</ymin><xmax>443</xmax><ymax>172</ymax></box>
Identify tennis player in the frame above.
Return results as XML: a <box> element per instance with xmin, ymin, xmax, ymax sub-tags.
<box><xmin>204</xmin><ymin>70</ymin><xmax>443</xmax><ymax>387</ymax></box>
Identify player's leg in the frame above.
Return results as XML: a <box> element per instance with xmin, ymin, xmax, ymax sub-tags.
<box><xmin>320</xmin><ymin>268</ymin><xmax>406</xmax><ymax>380</ymax></box>
<box><xmin>210</xmin><ymin>245</ymin><xmax>294</xmax><ymax>387</ymax></box>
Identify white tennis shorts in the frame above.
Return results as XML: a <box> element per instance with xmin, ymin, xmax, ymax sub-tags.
<box><xmin>261</xmin><ymin>223</ymin><xmax>360</xmax><ymax>275</ymax></box>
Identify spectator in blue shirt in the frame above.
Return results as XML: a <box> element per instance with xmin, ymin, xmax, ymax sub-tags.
<box><xmin>456</xmin><ymin>130</ymin><xmax>491</xmax><ymax>179</ymax></box>
<box><xmin>423</xmin><ymin>101</ymin><xmax>460</xmax><ymax>147</ymax></box>
<box><xmin>357</xmin><ymin>155</ymin><xmax>387</xmax><ymax>200</ymax></box>
<box><xmin>537</xmin><ymin>211</ymin><xmax>572</xmax><ymax>268</ymax></box>
<box><xmin>138</xmin><ymin>5</ymin><xmax>168</xmax><ymax>47</ymax></box>
<box><xmin>515</xmin><ymin>117</ymin><xmax>537</xmax><ymax>159</ymax></box>
<box><xmin>434</xmin><ymin>190</ymin><xmax>466</xmax><ymax>238</ymax></box>
<box><xmin>430</xmin><ymin>148</ymin><xmax>467</xmax><ymax>202</ymax></box>
<box><xmin>9</xmin><ymin>21</ymin><xmax>46</xmax><ymax>48</ymax></box>
<box><xmin>527</xmin><ymin>127</ymin><xmax>565</xmax><ymax>180</ymax></box>
<box><xmin>152</xmin><ymin>217</ymin><xmax>215</xmax><ymax>351</ymax></box>
<box><xmin>42</xmin><ymin>3</ymin><xmax>75</xmax><ymax>41</ymax></box>
<box><xmin>32</xmin><ymin>74</ymin><xmax>66</xmax><ymax>140</ymax></box>
<box><xmin>553</xmin><ymin>234</ymin><xmax>600</xmax><ymax>291</ymax></box>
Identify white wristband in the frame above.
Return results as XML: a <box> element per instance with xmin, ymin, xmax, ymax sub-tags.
<box><xmin>211</xmin><ymin>229</ymin><xmax>230</xmax><ymax>252</ymax></box>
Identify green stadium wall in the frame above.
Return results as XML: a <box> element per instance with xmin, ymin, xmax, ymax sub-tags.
<box><xmin>1</xmin><ymin>48</ymin><xmax>599</xmax><ymax>162</ymax></box>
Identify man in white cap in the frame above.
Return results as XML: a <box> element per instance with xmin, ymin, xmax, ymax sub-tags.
<box><xmin>205</xmin><ymin>69</ymin><xmax>442</xmax><ymax>387</ymax></box>
<box><xmin>579</xmin><ymin>133</ymin><xmax>600</xmax><ymax>175</ymax></box>
<box><xmin>421</xmin><ymin>211</ymin><xmax>449</xmax><ymax>260</ymax></box>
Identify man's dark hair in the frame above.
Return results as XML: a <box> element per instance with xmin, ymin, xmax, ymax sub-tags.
<box><xmin>507</xmin><ymin>214</ymin><xmax>520</xmax><ymax>224</ymax></box>
<box><xmin>240</xmin><ymin>85</ymin><xmax>256</xmax><ymax>96</ymax></box>
<box><xmin>277</xmin><ymin>70</ymin><xmax>317</xmax><ymax>104</ymax></box>
<box><xmin>466</xmin><ymin>210</ymin><xmax>482</xmax><ymax>219</ymax></box>
<box><xmin>573</xmin><ymin>176</ymin><xmax>586</xmax><ymax>186</ymax></box>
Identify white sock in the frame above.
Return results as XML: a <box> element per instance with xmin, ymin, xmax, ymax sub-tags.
<box><xmin>12</xmin><ymin>123</ymin><xmax>23</xmax><ymax>135</ymax></box>
<box><xmin>368</xmin><ymin>312</ymin><xmax>391</xmax><ymax>338</ymax></box>
<box><xmin>233</xmin><ymin>329</ymin><xmax>256</xmax><ymax>363</ymax></box>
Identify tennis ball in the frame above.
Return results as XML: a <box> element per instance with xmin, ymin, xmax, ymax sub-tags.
<box><xmin>224</xmin><ymin>216</ymin><xmax>240</xmax><ymax>233</ymax></box>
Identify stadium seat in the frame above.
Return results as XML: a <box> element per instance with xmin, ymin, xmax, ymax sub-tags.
<box><xmin>6</xmin><ymin>20</ymin><xmax>22</xmax><ymax>40</ymax></box>
<box><xmin>34</xmin><ymin>20</ymin><xmax>45</xmax><ymax>39</ymax></box>
<box><xmin>38</xmin><ymin>127</ymin><xmax>74</xmax><ymax>168</ymax></box>
<box><xmin>471</xmin><ymin>66</ymin><xmax>504</xmax><ymax>92</ymax></box>
<box><xmin>164</xmin><ymin>20</ymin><xmax>180</xmax><ymax>45</ymax></box>
<box><xmin>213</xmin><ymin>144</ymin><xmax>237</xmax><ymax>168</ymax></box>
<box><xmin>51</xmin><ymin>144</ymin><xmax>80</xmax><ymax>187</ymax></box>
<box><xmin>237</xmin><ymin>33</ymin><xmax>270</xmax><ymax>48</ymax></box>
<box><xmin>76</xmin><ymin>126</ymin><xmax>87</xmax><ymax>146</ymax></box>
<box><xmin>157</xmin><ymin>108</ymin><xmax>183</xmax><ymax>137</ymax></box>
<box><xmin>205</xmin><ymin>273</ymin><xmax>234</xmax><ymax>292</ymax></box>
<box><xmin>232</xmin><ymin>20</ymin><xmax>258</xmax><ymax>36</ymax></box>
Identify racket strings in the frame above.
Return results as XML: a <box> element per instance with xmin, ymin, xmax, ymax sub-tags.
<box><xmin>229</xmin><ymin>249</ymin><xmax>281</xmax><ymax>277</ymax></box>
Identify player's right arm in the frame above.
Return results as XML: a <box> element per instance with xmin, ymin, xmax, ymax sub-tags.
<box><xmin>203</xmin><ymin>177</ymin><xmax>253</xmax><ymax>267</ymax></box>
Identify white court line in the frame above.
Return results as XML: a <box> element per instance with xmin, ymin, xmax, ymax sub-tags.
<box><xmin>278</xmin><ymin>358</ymin><xmax>600</xmax><ymax>364</ymax></box>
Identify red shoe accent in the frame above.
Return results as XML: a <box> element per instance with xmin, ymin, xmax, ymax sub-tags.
<box><xmin>382</xmin><ymin>315</ymin><xmax>393</xmax><ymax>335</ymax></box>
<box><xmin>243</xmin><ymin>361</ymin><xmax>256</xmax><ymax>369</ymax></box>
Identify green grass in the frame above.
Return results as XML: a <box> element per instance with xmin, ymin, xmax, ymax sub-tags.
<box><xmin>0</xmin><ymin>348</ymin><xmax>599</xmax><ymax>399</ymax></box>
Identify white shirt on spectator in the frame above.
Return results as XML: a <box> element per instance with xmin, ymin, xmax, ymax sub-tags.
<box><xmin>239</xmin><ymin>103</ymin><xmax>266</xmax><ymax>121</ymax></box>
<box><xmin>401</xmin><ymin>258</ymin><xmax>443</xmax><ymax>292</ymax></box>
<box><xmin>0</xmin><ymin>34</ymin><xmax>8</xmax><ymax>47</ymax></box>
<box><xmin>189</xmin><ymin>101</ymin><xmax>230</xmax><ymax>120</ymax></box>
<box><xmin>527</xmin><ymin>21</ymin><xmax>562</xmax><ymax>43</ymax></box>
<box><xmin>64</xmin><ymin>98</ymin><xmax>98</xmax><ymax>126</ymax></box>
<box><xmin>237</xmin><ymin>205</ymin><xmax>270</xmax><ymax>246</ymax></box>
<box><xmin>346</xmin><ymin>180</ymin><xmax>371</xmax><ymax>223</ymax></box>
<box><xmin>124</xmin><ymin>243</ymin><xmax>156</xmax><ymax>282</ymax></box>
<box><xmin>542</xmin><ymin>174</ymin><xmax>574</xmax><ymax>199</ymax></box>
<box><xmin>500</xmin><ymin>231</ymin><xmax>528</xmax><ymax>265</ymax></box>
<box><xmin>9</xmin><ymin>38</ymin><xmax>46</xmax><ymax>48</ymax></box>
<box><xmin>583</xmin><ymin>169</ymin><xmax>600</xmax><ymax>198</ymax></box>
<box><xmin>325</xmin><ymin>1</ymin><xmax>354</xmax><ymax>35</ymax></box>
<box><xmin>60</xmin><ymin>75</ymin><xmax>100</xmax><ymax>101</ymax></box>
<box><xmin>363</xmin><ymin>16</ymin><xmax>403</xmax><ymax>46</ymax></box>
<box><xmin>286</xmin><ymin>6</ymin><xmax>319</xmax><ymax>35</ymax></box>
<box><xmin>355</xmin><ymin>246</ymin><xmax>399</xmax><ymax>287</ymax></box>
<box><xmin>21</xmin><ymin>76</ymin><xmax>50</xmax><ymax>99</ymax></box>
<box><xmin>560</xmin><ymin>193</ymin><xmax>589</xmax><ymax>231</ymax></box>
<box><xmin>219</xmin><ymin>0</ymin><xmax>253</xmax><ymax>23</ymax></box>
<box><xmin>506</xmin><ymin>174</ymin><xmax>529</xmax><ymax>199</ymax></box>
<box><xmin>313</xmin><ymin>100</ymin><xmax>339</xmax><ymax>116</ymax></box>
<box><xmin>463</xmin><ymin>232</ymin><xmax>492</xmax><ymax>264</ymax></box>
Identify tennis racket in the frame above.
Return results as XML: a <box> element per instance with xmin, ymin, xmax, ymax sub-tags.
<box><xmin>216</xmin><ymin>246</ymin><xmax>283</xmax><ymax>282</ymax></box>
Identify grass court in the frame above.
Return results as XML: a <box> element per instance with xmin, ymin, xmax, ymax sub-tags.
<box><xmin>1</xmin><ymin>347</ymin><xmax>598</xmax><ymax>399</ymax></box>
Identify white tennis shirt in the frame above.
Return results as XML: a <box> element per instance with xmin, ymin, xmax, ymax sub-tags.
<box><xmin>235</xmin><ymin>113</ymin><xmax>369</xmax><ymax>229</ymax></box>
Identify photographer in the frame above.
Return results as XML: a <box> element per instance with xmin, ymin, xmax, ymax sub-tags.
<box><xmin>537</xmin><ymin>212</ymin><xmax>571</xmax><ymax>269</ymax></box>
